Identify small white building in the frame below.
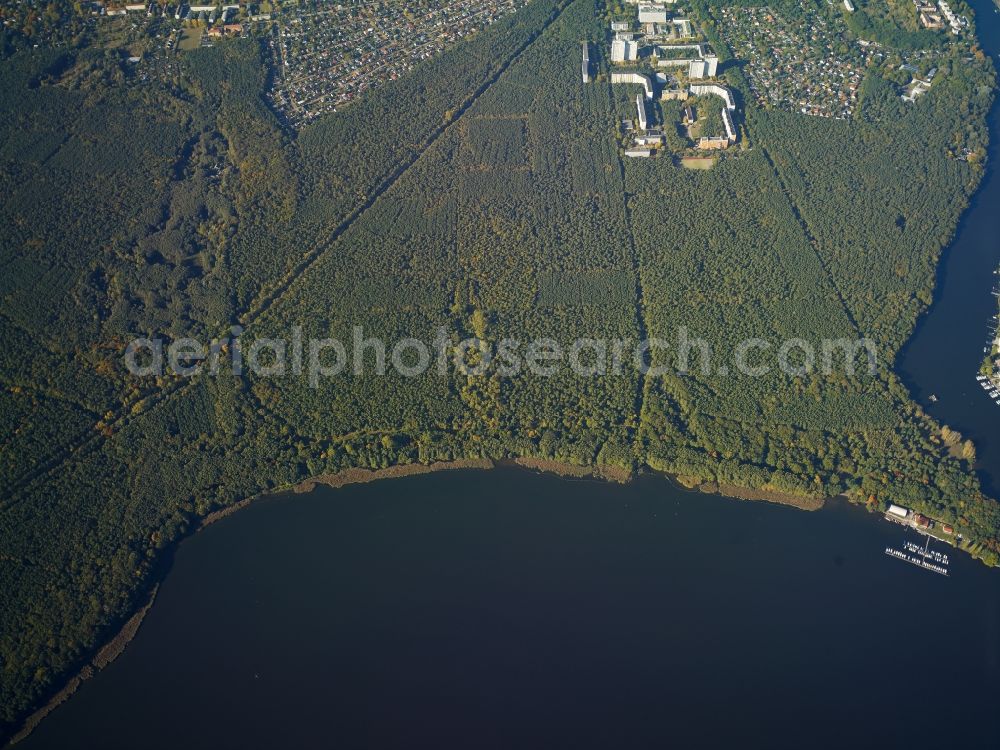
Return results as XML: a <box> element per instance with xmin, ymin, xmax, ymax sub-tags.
<box><xmin>611</xmin><ymin>71</ymin><xmax>654</xmax><ymax>99</ymax></box>
<box><xmin>887</xmin><ymin>504</ymin><xmax>910</xmax><ymax>520</ymax></box>
<box><xmin>611</xmin><ymin>39</ymin><xmax>639</xmax><ymax>63</ymax></box>
<box><xmin>672</xmin><ymin>18</ymin><xmax>693</xmax><ymax>36</ymax></box>
<box><xmin>938</xmin><ymin>0</ymin><xmax>961</xmax><ymax>33</ymax></box>
<box><xmin>656</xmin><ymin>44</ymin><xmax>718</xmax><ymax>79</ymax></box>
<box><xmin>636</xmin><ymin>93</ymin><xmax>648</xmax><ymax>131</ymax></box>
<box><xmin>689</xmin><ymin>83</ymin><xmax>736</xmax><ymax>110</ymax></box>
<box><xmin>687</xmin><ymin>58</ymin><xmax>709</xmax><ymax>79</ymax></box>
<box><xmin>637</xmin><ymin>4</ymin><xmax>668</xmax><ymax>24</ymax></box>
<box><xmin>721</xmin><ymin>107</ymin><xmax>736</xmax><ymax>142</ymax></box>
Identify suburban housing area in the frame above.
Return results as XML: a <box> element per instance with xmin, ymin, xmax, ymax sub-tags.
<box><xmin>582</xmin><ymin>0</ymin><xmax>740</xmax><ymax>159</ymax></box>
<box><xmin>266</xmin><ymin>0</ymin><xmax>530</xmax><ymax>127</ymax></box>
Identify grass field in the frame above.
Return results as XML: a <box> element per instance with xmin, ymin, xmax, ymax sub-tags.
<box><xmin>178</xmin><ymin>28</ymin><xmax>202</xmax><ymax>51</ymax></box>
<box><xmin>681</xmin><ymin>156</ymin><xmax>717</xmax><ymax>169</ymax></box>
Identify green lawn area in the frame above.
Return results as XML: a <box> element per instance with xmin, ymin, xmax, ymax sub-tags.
<box><xmin>681</xmin><ymin>156</ymin><xmax>717</xmax><ymax>169</ymax></box>
<box><xmin>178</xmin><ymin>27</ymin><xmax>202</xmax><ymax>51</ymax></box>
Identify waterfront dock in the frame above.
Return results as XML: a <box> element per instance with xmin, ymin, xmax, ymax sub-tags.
<box><xmin>885</xmin><ymin>544</ymin><xmax>949</xmax><ymax>576</ymax></box>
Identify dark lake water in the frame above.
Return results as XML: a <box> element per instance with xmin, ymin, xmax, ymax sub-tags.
<box><xmin>18</xmin><ymin>0</ymin><xmax>1000</xmax><ymax>746</ymax></box>
<box><xmin>18</xmin><ymin>470</ymin><xmax>1000</xmax><ymax>749</ymax></box>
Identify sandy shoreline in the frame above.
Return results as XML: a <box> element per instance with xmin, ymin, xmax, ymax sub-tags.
<box><xmin>9</xmin><ymin>585</ymin><xmax>159</xmax><ymax>746</ymax></box>
<box><xmin>696</xmin><ymin>481</ymin><xmax>826</xmax><ymax>511</ymax></box>
<box><xmin>6</xmin><ymin>458</ymin><xmax>825</xmax><ymax>745</ymax></box>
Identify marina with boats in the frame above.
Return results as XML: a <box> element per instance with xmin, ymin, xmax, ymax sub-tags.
<box><xmin>882</xmin><ymin>503</ymin><xmax>954</xmax><ymax>575</ymax></box>
<box><xmin>885</xmin><ymin>537</ymin><xmax>950</xmax><ymax>576</ymax></box>
<box><xmin>976</xmin><ymin>268</ymin><xmax>1000</xmax><ymax>402</ymax></box>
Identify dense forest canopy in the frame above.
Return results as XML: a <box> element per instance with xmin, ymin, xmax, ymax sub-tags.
<box><xmin>0</xmin><ymin>0</ymin><xmax>997</xmax><ymax>739</ymax></box>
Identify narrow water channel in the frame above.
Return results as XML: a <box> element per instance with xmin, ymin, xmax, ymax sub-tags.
<box><xmin>898</xmin><ymin>0</ymin><xmax>1000</xmax><ymax>496</ymax></box>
